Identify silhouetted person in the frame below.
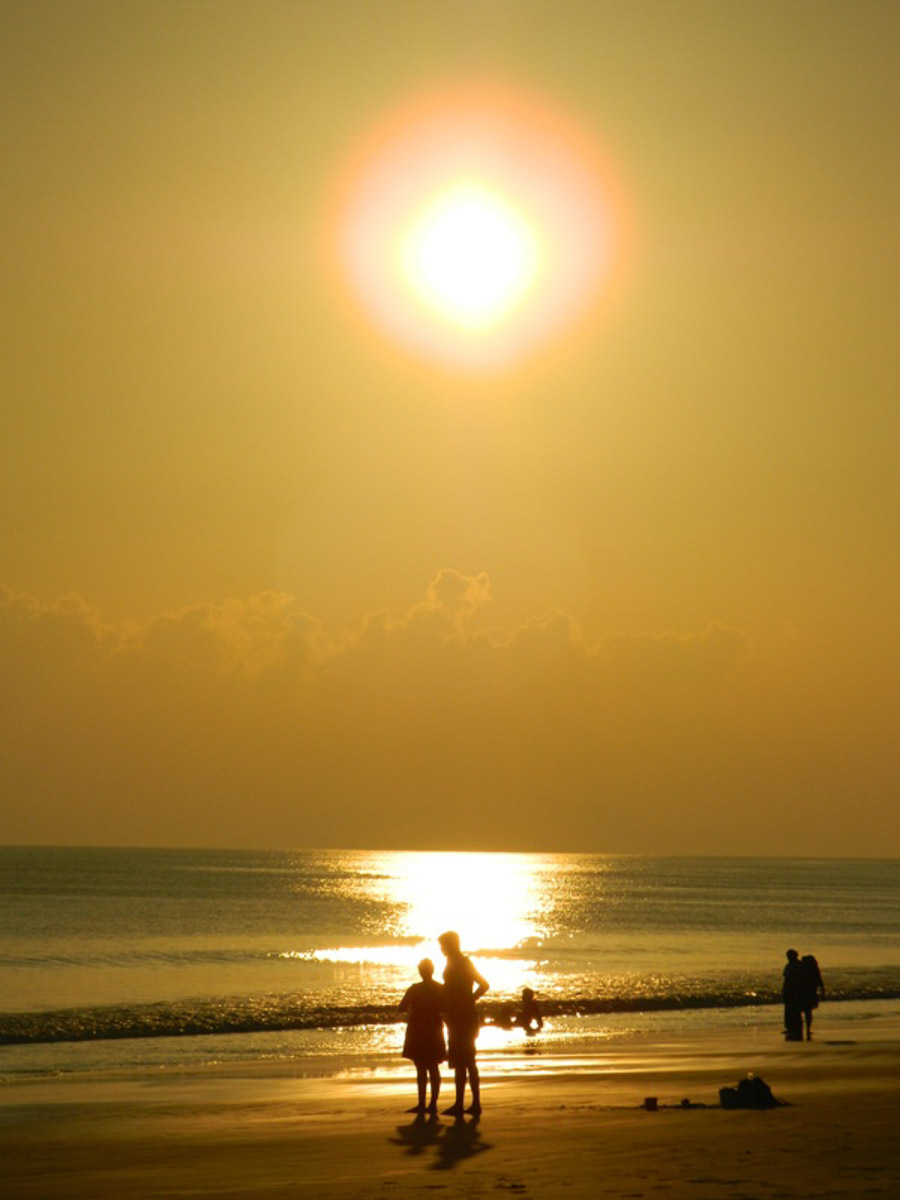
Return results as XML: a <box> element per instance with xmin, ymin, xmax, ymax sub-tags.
<box><xmin>515</xmin><ymin>987</ymin><xmax>543</xmax><ymax>1034</ymax></box>
<box><xmin>782</xmin><ymin>948</ymin><xmax>803</xmax><ymax>1041</ymax></box>
<box><xmin>398</xmin><ymin>958</ymin><xmax>446</xmax><ymax>1114</ymax></box>
<box><xmin>438</xmin><ymin>930</ymin><xmax>489</xmax><ymax>1116</ymax></box>
<box><xmin>799</xmin><ymin>953</ymin><xmax>825</xmax><ymax>1040</ymax></box>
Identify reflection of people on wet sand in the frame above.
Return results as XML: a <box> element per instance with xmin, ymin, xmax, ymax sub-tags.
<box><xmin>388</xmin><ymin>1115</ymin><xmax>444</xmax><ymax>1156</ymax></box>
<box><xmin>388</xmin><ymin>1114</ymin><xmax>493</xmax><ymax>1170</ymax></box>
<box><xmin>438</xmin><ymin>930</ymin><xmax>489</xmax><ymax>1117</ymax></box>
<box><xmin>799</xmin><ymin>953</ymin><xmax>825</xmax><ymax>1041</ymax></box>
<box><xmin>515</xmin><ymin>987</ymin><xmax>543</xmax><ymax>1034</ymax></box>
<box><xmin>434</xmin><ymin>1116</ymin><xmax>492</xmax><ymax>1170</ymax></box>
<box><xmin>782</xmin><ymin>948</ymin><xmax>803</xmax><ymax>1041</ymax></box>
<box><xmin>399</xmin><ymin>958</ymin><xmax>446</xmax><ymax>1114</ymax></box>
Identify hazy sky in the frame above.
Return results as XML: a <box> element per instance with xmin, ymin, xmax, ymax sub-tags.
<box><xmin>2</xmin><ymin>1</ymin><xmax>898</xmax><ymax>855</ymax></box>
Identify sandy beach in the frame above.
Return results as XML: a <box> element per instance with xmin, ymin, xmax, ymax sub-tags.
<box><xmin>2</xmin><ymin>1022</ymin><xmax>898</xmax><ymax>1199</ymax></box>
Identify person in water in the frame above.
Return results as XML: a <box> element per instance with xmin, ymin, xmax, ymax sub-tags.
<box><xmin>438</xmin><ymin>930</ymin><xmax>489</xmax><ymax>1116</ymax></box>
<box><xmin>799</xmin><ymin>953</ymin><xmax>825</xmax><ymax>1041</ymax></box>
<box><xmin>398</xmin><ymin>958</ymin><xmax>446</xmax><ymax>1114</ymax></box>
<box><xmin>515</xmin><ymin>987</ymin><xmax>544</xmax><ymax>1034</ymax></box>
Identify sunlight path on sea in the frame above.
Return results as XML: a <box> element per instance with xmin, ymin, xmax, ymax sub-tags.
<box><xmin>299</xmin><ymin>851</ymin><xmax>579</xmax><ymax>993</ymax></box>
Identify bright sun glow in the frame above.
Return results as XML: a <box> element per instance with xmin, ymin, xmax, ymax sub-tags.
<box><xmin>283</xmin><ymin>852</ymin><xmax>549</xmax><ymax>995</ymax></box>
<box><xmin>386</xmin><ymin>851</ymin><xmax>541</xmax><ymax>951</ymax></box>
<box><xmin>332</xmin><ymin>85</ymin><xmax>626</xmax><ymax>373</ymax></box>
<box><xmin>400</xmin><ymin>184</ymin><xmax>539</xmax><ymax>329</ymax></box>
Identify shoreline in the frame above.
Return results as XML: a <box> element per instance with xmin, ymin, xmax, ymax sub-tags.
<box><xmin>5</xmin><ymin>994</ymin><xmax>899</xmax><ymax>1083</ymax></box>
<box><xmin>2</xmin><ymin>1023</ymin><xmax>899</xmax><ymax>1198</ymax></box>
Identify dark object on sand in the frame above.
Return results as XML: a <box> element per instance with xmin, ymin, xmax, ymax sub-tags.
<box><xmin>643</xmin><ymin>1096</ymin><xmax>658</xmax><ymax>1111</ymax></box>
<box><xmin>719</xmin><ymin>1075</ymin><xmax>782</xmax><ymax>1109</ymax></box>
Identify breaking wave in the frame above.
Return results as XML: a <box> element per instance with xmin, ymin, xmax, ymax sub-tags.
<box><xmin>4</xmin><ymin>983</ymin><xmax>900</xmax><ymax>1047</ymax></box>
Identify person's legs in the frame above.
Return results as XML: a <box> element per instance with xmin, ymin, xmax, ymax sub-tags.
<box><xmin>466</xmin><ymin>1063</ymin><xmax>481</xmax><ymax>1114</ymax></box>
<box><xmin>443</xmin><ymin>1064</ymin><xmax>466</xmax><ymax>1114</ymax></box>
<box><xmin>785</xmin><ymin>1002</ymin><xmax>802</xmax><ymax>1040</ymax></box>
<box><xmin>412</xmin><ymin>1064</ymin><xmax>427</xmax><ymax>1112</ymax></box>
<box><xmin>793</xmin><ymin>1006</ymin><xmax>803</xmax><ymax>1040</ymax></box>
<box><xmin>427</xmin><ymin>1064</ymin><xmax>441</xmax><ymax>1111</ymax></box>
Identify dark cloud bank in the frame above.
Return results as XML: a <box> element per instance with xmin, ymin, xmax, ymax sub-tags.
<box><xmin>1</xmin><ymin>572</ymin><xmax>894</xmax><ymax>856</ymax></box>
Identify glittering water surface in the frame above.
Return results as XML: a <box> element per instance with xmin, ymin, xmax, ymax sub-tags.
<box><xmin>1</xmin><ymin>847</ymin><xmax>898</xmax><ymax>1075</ymax></box>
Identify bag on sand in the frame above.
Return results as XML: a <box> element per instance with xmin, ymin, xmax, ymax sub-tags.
<box><xmin>719</xmin><ymin>1075</ymin><xmax>781</xmax><ymax>1109</ymax></box>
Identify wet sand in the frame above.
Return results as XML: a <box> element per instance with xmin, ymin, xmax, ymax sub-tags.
<box><xmin>2</xmin><ymin>1026</ymin><xmax>898</xmax><ymax>1198</ymax></box>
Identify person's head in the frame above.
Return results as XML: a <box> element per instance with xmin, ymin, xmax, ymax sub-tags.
<box><xmin>522</xmin><ymin>987</ymin><xmax>534</xmax><ymax>1002</ymax></box>
<box><xmin>786</xmin><ymin>948</ymin><xmax>799</xmax><ymax>961</ymax></box>
<box><xmin>418</xmin><ymin>957</ymin><xmax>434</xmax><ymax>981</ymax></box>
<box><xmin>438</xmin><ymin>930</ymin><xmax>460</xmax><ymax>956</ymax></box>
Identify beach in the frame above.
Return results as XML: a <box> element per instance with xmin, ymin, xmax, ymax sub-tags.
<box><xmin>4</xmin><ymin>850</ymin><xmax>899</xmax><ymax>1197</ymax></box>
<box><xmin>3</xmin><ymin>1024</ymin><xmax>898</xmax><ymax>1199</ymax></box>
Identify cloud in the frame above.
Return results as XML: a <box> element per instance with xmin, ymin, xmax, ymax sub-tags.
<box><xmin>422</xmin><ymin>568</ymin><xmax>492</xmax><ymax>624</ymax></box>
<box><xmin>0</xmin><ymin>573</ymin><xmax>895</xmax><ymax>855</ymax></box>
<box><xmin>598</xmin><ymin>621</ymin><xmax>750</xmax><ymax>684</ymax></box>
<box><xmin>113</xmin><ymin>592</ymin><xmax>323</xmax><ymax>679</ymax></box>
<box><xmin>0</xmin><ymin>586</ymin><xmax>112</xmax><ymax>715</ymax></box>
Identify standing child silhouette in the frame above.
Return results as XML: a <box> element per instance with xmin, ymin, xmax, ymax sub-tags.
<box><xmin>398</xmin><ymin>958</ymin><xmax>446</xmax><ymax>1114</ymax></box>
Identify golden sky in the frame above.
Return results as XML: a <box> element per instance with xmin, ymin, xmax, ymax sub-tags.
<box><xmin>2</xmin><ymin>1</ymin><xmax>898</xmax><ymax>855</ymax></box>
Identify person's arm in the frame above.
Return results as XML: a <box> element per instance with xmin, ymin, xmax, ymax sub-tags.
<box><xmin>399</xmin><ymin>986</ymin><xmax>413</xmax><ymax>1014</ymax></box>
<box><xmin>471</xmin><ymin>966</ymin><xmax>489</xmax><ymax>1003</ymax></box>
<box><xmin>435</xmin><ymin>982</ymin><xmax>448</xmax><ymax>1016</ymax></box>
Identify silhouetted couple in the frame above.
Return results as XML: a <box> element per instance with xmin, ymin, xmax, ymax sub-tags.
<box><xmin>782</xmin><ymin>948</ymin><xmax>825</xmax><ymax>1041</ymax></box>
<box><xmin>398</xmin><ymin>930</ymin><xmax>489</xmax><ymax>1117</ymax></box>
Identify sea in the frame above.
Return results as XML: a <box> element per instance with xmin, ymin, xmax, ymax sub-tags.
<box><xmin>2</xmin><ymin>847</ymin><xmax>899</xmax><ymax>1080</ymax></box>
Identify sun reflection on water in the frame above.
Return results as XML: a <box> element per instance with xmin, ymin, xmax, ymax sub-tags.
<box><xmin>382</xmin><ymin>850</ymin><xmax>542</xmax><ymax>947</ymax></box>
<box><xmin>286</xmin><ymin>851</ymin><xmax>555</xmax><ymax>995</ymax></box>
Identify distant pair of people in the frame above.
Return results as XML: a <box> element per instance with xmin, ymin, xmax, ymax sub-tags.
<box><xmin>398</xmin><ymin>930</ymin><xmax>488</xmax><ymax>1117</ymax></box>
<box><xmin>782</xmin><ymin>948</ymin><xmax>825</xmax><ymax>1041</ymax></box>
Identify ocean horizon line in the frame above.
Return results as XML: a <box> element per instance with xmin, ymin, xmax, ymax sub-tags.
<box><xmin>3</xmin><ymin>843</ymin><xmax>899</xmax><ymax>863</ymax></box>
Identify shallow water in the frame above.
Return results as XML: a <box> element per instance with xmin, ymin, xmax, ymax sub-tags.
<box><xmin>1</xmin><ymin>847</ymin><xmax>898</xmax><ymax>1076</ymax></box>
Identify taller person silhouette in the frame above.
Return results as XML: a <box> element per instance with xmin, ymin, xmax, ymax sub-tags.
<box><xmin>438</xmin><ymin>930</ymin><xmax>489</xmax><ymax>1116</ymax></box>
<box><xmin>782</xmin><ymin>948</ymin><xmax>803</xmax><ymax>1041</ymax></box>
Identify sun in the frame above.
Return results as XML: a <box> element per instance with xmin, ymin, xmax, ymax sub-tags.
<box><xmin>400</xmin><ymin>183</ymin><xmax>539</xmax><ymax>330</ymax></box>
<box><xmin>332</xmin><ymin>84</ymin><xmax>626</xmax><ymax>373</ymax></box>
